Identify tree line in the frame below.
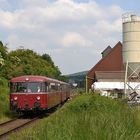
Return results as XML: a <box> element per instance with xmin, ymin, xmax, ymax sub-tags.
<box><xmin>0</xmin><ymin>41</ymin><xmax>66</xmax><ymax>81</ymax></box>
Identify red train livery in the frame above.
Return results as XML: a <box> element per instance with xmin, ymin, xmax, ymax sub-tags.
<box><xmin>10</xmin><ymin>75</ymin><xmax>70</xmax><ymax>112</ymax></box>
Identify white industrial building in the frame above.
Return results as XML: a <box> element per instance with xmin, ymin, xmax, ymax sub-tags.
<box><xmin>87</xmin><ymin>13</ymin><xmax>140</xmax><ymax>101</ymax></box>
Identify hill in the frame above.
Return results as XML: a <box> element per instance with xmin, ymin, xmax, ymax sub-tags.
<box><xmin>66</xmin><ymin>71</ymin><xmax>88</xmax><ymax>88</ymax></box>
<box><xmin>67</xmin><ymin>71</ymin><xmax>88</xmax><ymax>77</ymax></box>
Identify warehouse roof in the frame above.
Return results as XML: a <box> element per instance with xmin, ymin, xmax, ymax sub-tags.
<box><xmin>95</xmin><ymin>71</ymin><xmax>125</xmax><ymax>82</ymax></box>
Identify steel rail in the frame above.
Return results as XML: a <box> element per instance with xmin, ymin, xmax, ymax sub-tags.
<box><xmin>0</xmin><ymin>118</ymin><xmax>18</xmax><ymax>127</ymax></box>
<box><xmin>0</xmin><ymin>116</ymin><xmax>40</xmax><ymax>139</ymax></box>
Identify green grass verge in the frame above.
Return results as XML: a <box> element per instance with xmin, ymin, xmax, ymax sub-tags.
<box><xmin>0</xmin><ymin>78</ymin><xmax>10</xmax><ymax>122</ymax></box>
<box><xmin>9</xmin><ymin>94</ymin><xmax>140</xmax><ymax>140</ymax></box>
<box><xmin>0</xmin><ymin>78</ymin><xmax>17</xmax><ymax>123</ymax></box>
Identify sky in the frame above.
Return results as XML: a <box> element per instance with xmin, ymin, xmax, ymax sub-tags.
<box><xmin>0</xmin><ymin>0</ymin><xmax>140</xmax><ymax>75</ymax></box>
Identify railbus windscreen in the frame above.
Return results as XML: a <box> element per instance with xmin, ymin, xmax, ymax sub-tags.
<box><xmin>10</xmin><ymin>82</ymin><xmax>47</xmax><ymax>93</ymax></box>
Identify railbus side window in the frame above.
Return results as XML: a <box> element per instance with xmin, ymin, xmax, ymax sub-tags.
<box><xmin>47</xmin><ymin>83</ymin><xmax>50</xmax><ymax>92</ymax></box>
<box><xmin>50</xmin><ymin>83</ymin><xmax>55</xmax><ymax>92</ymax></box>
<box><xmin>58</xmin><ymin>83</ymin><xmax>61</xmax><ymax>91</ymax></box>
<box><xmin>45</xmin><ymin>82</ymin><xmax>49</xmax><ymax>92</ymax></box>
<box><xmin>63</xmin><ymin>85</ymin><xmax>66</xmax><ymax>92</ymax></box>
<box><xmin>49</xmin><ymin>83</ymin><xmax>59</xmax><ymax>92</ymax></box>
<box><xmin>40</xmin><ymin>82</ymin><xmax>46</xmax><ymax>92</ymax></box>
<box><xmin>61</xmin><ymin>84</ymin><xmax>66</xmax><ymax>92</ymax></box>
<box><xmin>55</xmin><ymin>84</ymin><xmax>58</xmax><ymax>91</ymax></box>
<box><xmin>55</xmin><ymin>83</ymin><xmax>58</xmax><ymax>91</ymax></box>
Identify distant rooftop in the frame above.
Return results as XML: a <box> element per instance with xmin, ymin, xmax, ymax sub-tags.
<box><xmin>95</xmin><ymin>71</ymin><xmax>125</xmax><ymax>82</ymax></box>
<box><xmin>101</xmin><ymin>45</ymin><xmax>112</xmax><ymax>58</ymax></box>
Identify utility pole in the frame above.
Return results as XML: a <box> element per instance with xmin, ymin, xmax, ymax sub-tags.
<box><xmin>86</xmin><ymin>76</ymin><xmax>88</xmax><ymax>94</ymax></box>
<box><xmin>86</xmin><ymin>76</ymin><xmax>94</xmax><ymax>94</ymax></box>
<box><xmin>124</xmin><ymin>61</ymin><xmax>128</xmax><ymax>98</ymax></box>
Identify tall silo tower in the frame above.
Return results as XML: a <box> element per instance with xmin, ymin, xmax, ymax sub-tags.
<box><xmin>122</xmin><ymin>13</ymin><xmax>140</xmax><ymax>96</ymax></box>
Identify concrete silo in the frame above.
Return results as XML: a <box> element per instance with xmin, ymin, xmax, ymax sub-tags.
<box><xmin>122</xmin><ymin>13</ymin><xmax>140</xmax><ymax>96</ymax></box>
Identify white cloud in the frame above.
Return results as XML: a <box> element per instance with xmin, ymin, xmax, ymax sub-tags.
<box><xmin>19</xmin><ymin>0</ymin><xmax>49</xmax><ymax>8</ymax></box>
<box><xmin>0</xmin><ymin>0</ymin><xmax>123</xmax><ymax>28</ymax></box>
<box><xmin>0</xmin><ymin>0</ymin><xmax>123</xmax><ymax>74</ymax></box>
<box><xmin>0</xmin><ymin>0</ymin><xmax>10</xmax><ymax>10</ymax></box>
<box><xmin>61</xmin><ymin>32</ymin><xmax>92</xmax><ymax>48</ymax></box>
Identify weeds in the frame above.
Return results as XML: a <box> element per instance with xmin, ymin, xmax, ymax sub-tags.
<box><xmin>0</xmin><ymin>78</ymin><xmax>17</xmax><ymax>122</ymax></box>
<box><xmin>9</xmin><ymin>94</ymin><xmax>140</xmax><ymax>140</ymax></box>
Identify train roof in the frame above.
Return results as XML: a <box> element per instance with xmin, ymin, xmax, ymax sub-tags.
<box><xmin>10</xmin><ymin>75</ymin><xmax>69</xmax><ymax>85</ymax></box>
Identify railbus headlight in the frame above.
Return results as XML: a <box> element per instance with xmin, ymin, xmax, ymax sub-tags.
<box><xmin>14</xmin><ymin>96</ymin><xmax>18</xmax><ymax>100</ymax></box>
<box><xmin>36</xmin><ymin>96</ymin><xmax>40</xmax><ymax>100</ymax></box>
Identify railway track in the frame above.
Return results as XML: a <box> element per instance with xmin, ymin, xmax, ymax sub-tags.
<box><xmin>0</xmin><ymin>99</ymin><xmax>68</xmax><ymax>139</ymax></box>
<box><xmin>0</xmin><ymin>118</ymin><xmax>18</xmax><ymax>127</ymax></box>
<box><xmin>0</xmin><ymin>115</ymin><xmax>42</xmax><ymax>140</ymax></box>
<box><xmin>0</xmin><ymin>107</ymin><xmax>58</xmax><ymax>140</ymax></box>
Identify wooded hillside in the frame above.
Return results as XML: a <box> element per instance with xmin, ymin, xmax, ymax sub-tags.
<box><xmin>0</xmin><ymin>41</ymin><xmax>62</xmax><ymax>80</ymax></box>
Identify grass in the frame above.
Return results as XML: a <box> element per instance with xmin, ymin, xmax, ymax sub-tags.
<box><xmin>0</xmin><ymin>78</ymin><xmax>17</xmax><ymax>123</ymax></box>
<box><xmin>9</xmin><ymin>94</ymin><xmax>140</xmax><ymax>140</ymax></box>
<box><xmin>0</xmin><ymin>78</ymin><xmax>10</xmax><ymax>122</ymax></box>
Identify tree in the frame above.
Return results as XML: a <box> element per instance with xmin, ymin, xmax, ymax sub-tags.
<box><xmin>41</xmin><ymin>54</ymin><xmax>54</xmax><ymax>66</ymax></box>
<box><xmin>0</xmin><ymin>41</ymin><xmax>8</xmax><ymax>59</ymax></box>
<box><xmin>0</xmin><ymin>42</ymin><xmax>62</xmax><ymax>80</ymax></box>
<box><xmin>0</xmin><ymin>52</ymin><xmax>4</xmax><ymax>66</ymax></box>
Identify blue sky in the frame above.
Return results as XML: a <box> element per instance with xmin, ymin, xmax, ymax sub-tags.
<box><xmin>4</xmin><ymin>0</ymin><xmax>140</xmax><ymax>11</ymax></box>
<box><xmin>0</xmin><ymin>0</ymin><xmax>140</xmax><ymax>74</ymax></box>
<box><xmin>5</xmin><ymin>0</ymin><xmax>140</xmax><ymax>12</ymax></box>
<box><xmin>96</xmin><ymin>0</ymin><xmax>140</xmax><ymax>12</ymax></box>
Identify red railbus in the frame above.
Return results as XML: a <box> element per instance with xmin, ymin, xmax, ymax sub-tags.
<box><xmin>10</xmin><ymin>75</ymin><xmax>70</xmax><ymax>113</ymax></box>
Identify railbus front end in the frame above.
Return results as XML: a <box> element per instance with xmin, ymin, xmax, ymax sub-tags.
<box><xmin>10</xmin><ymin>81</ymin><xmax>48</xmax><ymax>112</ymax></box>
